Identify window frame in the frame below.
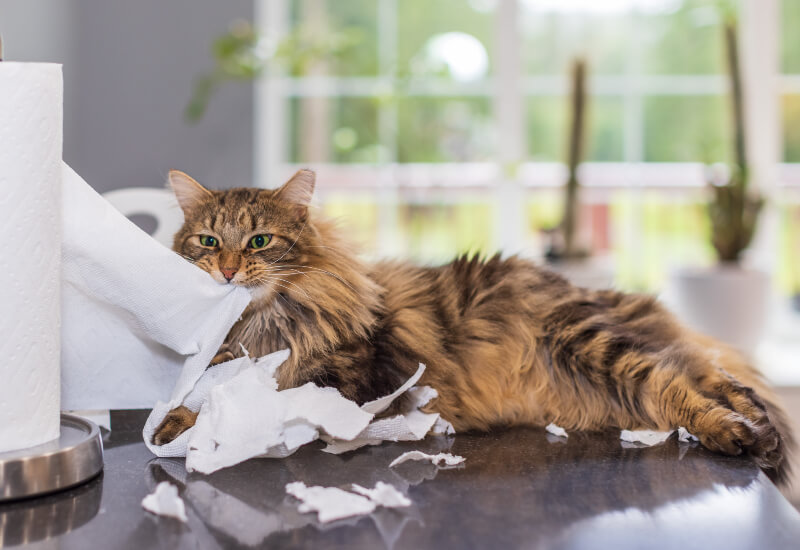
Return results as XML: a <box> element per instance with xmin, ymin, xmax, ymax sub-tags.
<box><xmin>254</xmin><ymin>0</ymin><xmax>792</xmax><ymax>266</ymax></box>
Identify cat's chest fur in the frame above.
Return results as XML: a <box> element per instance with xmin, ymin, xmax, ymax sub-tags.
<box><xmin>225</xmin><ymin>300</ymin><xmax>291</xmax><ymax>359</ymax></box>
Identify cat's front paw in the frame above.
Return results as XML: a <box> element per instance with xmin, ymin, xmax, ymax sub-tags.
<box><xmin>152</xmin><ymin>405</ymin><xmax>198</xmax><ymax>446</ymax></box>
<box><xmin>210</xmin><ymin>350</ymin><xmax>236</xmax><ymax>366</ymax></box>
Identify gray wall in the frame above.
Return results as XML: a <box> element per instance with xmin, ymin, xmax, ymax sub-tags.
<box><xmin>0</xmin><ymin>0</ymin><xmax>254</xmax><ymax>193</ymax></box>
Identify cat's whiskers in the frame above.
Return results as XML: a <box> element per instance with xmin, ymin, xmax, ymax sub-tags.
<box><xmin>251</xmin><ymin>274</ymin><xmax>311</xmax><ymax>300</ymax></box>
<box><xmin>259</xmin><ymin>267</ymin><xmax>309</xmax><ymax>278</ymax></box>
<box><xmin>251</xmin><ymin>278</ymin><xmax>296</xmax><ymax>307</ymax></box>
<box><xmin>267</xmin><ymin>264</ymin><xmax>356</xmax><ymax>291</ymax></box>
<box><xmin>268</xmin><ymin>220</ymin><xmax>308</xmax><ymax>266</ymax></box>
<box><xmin>258</xmin><ymin>264</ymin><xmax>346</xmax><ymax>289</ymax></box>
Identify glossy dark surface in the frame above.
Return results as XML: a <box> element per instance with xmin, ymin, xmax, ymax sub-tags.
<box><xmin>2</xmin><ymin>410</ymin><xmax>799</xmax><ymax>549</ymax></box>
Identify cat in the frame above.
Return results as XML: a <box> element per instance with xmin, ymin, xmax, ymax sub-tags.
<box><xmin>153</xmin><ymin>168</ymin><xmax>793</xmax><ymax>483</ymax></box>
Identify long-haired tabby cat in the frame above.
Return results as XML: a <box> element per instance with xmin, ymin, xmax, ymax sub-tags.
<box><xmin>154</xmin><ymin>169</ymin><xmax>793</xmax><ymax>482</ymax></box>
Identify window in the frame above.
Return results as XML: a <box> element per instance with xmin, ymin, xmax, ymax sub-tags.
<box><xmin>256</xmin><ymin>0</ymin><xmax>797</xmax><ymax>294</ymax></box>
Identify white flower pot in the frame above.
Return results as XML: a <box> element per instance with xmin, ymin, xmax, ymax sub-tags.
<box><xmin>670</xmin><ymin>266</ymin><xmax>769</xmax><ymax>355</ymax></box>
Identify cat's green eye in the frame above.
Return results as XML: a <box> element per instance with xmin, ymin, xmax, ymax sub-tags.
<box><xmin>199</xmin><ymin>235</ymin><xmax>218</xmax><ymax>247</ymax></box>
<box><xmin>248</xmin><ymin>234</ymin><xmax>272</xmax><ymax>249</ymax></box>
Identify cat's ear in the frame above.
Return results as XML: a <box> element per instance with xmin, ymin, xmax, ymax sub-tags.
<box><xmin>275</xmin><ymin>169</ymin><xmax>315</xmax><ymax>220</ymax></box>
<box><xmin>168</xmin><ymin>170</ymin><xmax>213</xmax><ymax>212</ymax></box>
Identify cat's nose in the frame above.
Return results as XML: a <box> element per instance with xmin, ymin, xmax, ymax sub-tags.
<box><xmin>220</xmin><ymin>268</ymin><xmax>238</xmax><ymax>282</ymax></box>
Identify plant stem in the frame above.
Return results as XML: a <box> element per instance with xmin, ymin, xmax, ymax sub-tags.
<box><xmin>725</xmin><ymin>20</ymin><xmax>747</xmax><ymax>180</ymax></box>
<box><xmin>563</xmin><ymin>58</ymin><xmax>586</xmax><ymax>258</ymax></box>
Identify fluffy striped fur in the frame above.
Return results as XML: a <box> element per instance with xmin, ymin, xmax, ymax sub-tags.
<box><xmin>154</xmin><ymin>169</ymin><xmax>794</xmax><ymax>483</ymax></box>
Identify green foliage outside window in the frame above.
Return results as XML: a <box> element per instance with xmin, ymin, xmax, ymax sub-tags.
<box><xmin>185</xmin><ymin>0</ymin><xmax>800</xmax><ymax>293</ymax></box>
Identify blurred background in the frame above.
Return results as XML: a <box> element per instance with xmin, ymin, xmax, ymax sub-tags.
<box><xmin>2</xmin><ymin>0</ymin><xmax>800</xmax><ymax>504</ymax></box>
<box><xmin>3</xmin><ymin>0</ymin><xmax>799</xmax><ymax>286</ymax></box>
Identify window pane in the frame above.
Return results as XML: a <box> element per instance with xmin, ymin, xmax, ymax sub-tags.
<box><xmin>783</xmin><ymin>95</ymin><xmax>800</xmax><ymax>162</ymax></box>
<box><xmin>521</xmin><ymin>9</ymin><xmax>629</xmax><ymax>75</ymax></box>
<box><xmin>397</xmin><ymin>97</ymin><xmax>493</xmax><ymax>162</ymax></box>
<box><xmin>640</xmin><ymin>1</ymin><xmax>726</xmax><ymax>75</ymax></box>
<box><xmin>778</xmin><ymin>203</ymin><xmax>800</xmax><ymax>296</ymax></box>
<box><xmin>782</xmin><ymin>0</ymin><xmax>800</xmax><ymax>73</ymax></box>
<box><xmin>527</xmin><ymin>96</ymin><xmax>624</xmax><ymax>161</ymax></box>
<box><xmin>289</xmin><ymin>97</ymin><xmax>382</xmax><ymax>163</ymax></box>
<box><xmin>321</xmin><ymin>196</ymin><xmax>380</xmax><ymax>252</ymax></box>
<box><xmin>643</xmin><ymin>95</ymin><xmax>730</xmax><ymax>162</ymax></box>
<box><xmin>525</xmin><ymin>191</ymin><xmax>612</xmax><ymax>254</ymax></box>
<box><xmin>397</xmin><ymin>0</ymin><xmax>493</xmax><ymax>79</ymax></box>
<box><xmin>321</xmin><ymin>198</ymin><xmax>494</xmax><ymax>262</ymax></box>
<box><xmin>288</xmin><ymin>0</ymin><xmax>379</xmax><ymax>76</ymax></box>
<box><xmin>610</xmin><ymin>192</ymin><xmax>713</xmax><ymax>290</ymax></box>
<box><xmin>396</xmin><ymin>202</ymin><xmax>494</xmax><ymax>262</ymax></box>
<box><xmin>525</xmin><ymin>189</ymin><xmax>715</xmax><ymax>291</ymax></box>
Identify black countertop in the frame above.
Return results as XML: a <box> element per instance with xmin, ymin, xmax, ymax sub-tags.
<box><xmin>3</xmin><ymin>410</ymin><xmax>800</xmax><ymax>549</ymax></box>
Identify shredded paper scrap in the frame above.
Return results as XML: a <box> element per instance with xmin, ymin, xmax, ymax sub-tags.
<box><xmin>389</xmin><ymin>451</ymin><xmax>465</xmax><ymax>468</ymax></box>
<box><xmin>144</xmin><ymin>350</ymin><xmax>455</xmax><ymax>474</ymax></box>
<box><xmin>286</xmin><ymin>481</ymin><xmax>410</xmax><ymax>524</ymax></box>
<box><xmin>141</xmin><ymin>481</ymin><xmax>188</xmax><ymax>522</ymax></box>
<box><xmin>620</xmin><ymin>427</ymin><xmax>698</xmax><ymax>447</ymax></box>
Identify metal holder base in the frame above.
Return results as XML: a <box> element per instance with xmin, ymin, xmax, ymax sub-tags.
<box><xmin>0</xmin><ymin>414</ymin><xmax>104</xmax><ymax>501</ymax></box>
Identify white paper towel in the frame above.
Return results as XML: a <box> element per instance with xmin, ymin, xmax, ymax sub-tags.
<box><xmin>60</xmin><ymin>163</ymin><xmax>251</xmax><ymax>410</ymax></box>
<box><xmin>142</xmin><ymin>351</ymin><xmax>442</xmax><ymax>474</ymax></box>
<box><xmin>0</xmin><ymin>63</ymin><xmax>63</xmax><ymax>453</ymax></box>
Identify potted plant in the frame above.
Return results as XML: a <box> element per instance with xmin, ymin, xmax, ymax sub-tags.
<box><xmin>671</xmin><ymin>19</ymin><xmax>768</xmax><ymax>355</ymax></box>
<box><xmin>543</xmin><ymin>58</ymin><xmax>613</xmax><ymax>289</ymax></box>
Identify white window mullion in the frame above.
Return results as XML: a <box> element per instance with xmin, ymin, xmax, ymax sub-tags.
<box><xmin>254</xmin><ymin>0</ymin><xmax>289</xmax><ymax>188</ymax></box>
<box><xmin>493</xmin><ymin>0</ymin><xmax>527</xmax><ymax>255</ymax></box>
<box><xmin>376</xmin><ymin>0</ymin><xmax>401</xmax><ymax>257</ymax></box>
<box><xmin>742</xmin><ymin>0</ymin><xmax>781</xmax><ymax>275</ymax></box>
<box><xmin>624</xmin><ymin>8</ymin><xmax>646</xmax><ymax>289</ymax></box>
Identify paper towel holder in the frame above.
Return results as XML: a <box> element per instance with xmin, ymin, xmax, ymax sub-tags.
<box><xmin>0</xmin><ymin>414</ymin><xmax>104</xmax><ymax>502</ymax></box>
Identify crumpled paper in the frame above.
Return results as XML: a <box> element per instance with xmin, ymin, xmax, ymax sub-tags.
<box><xmin>286</xmin><ymin>481</ymin><xmax>410</xmax><ymax>524</ymax></box>
<box><xmin>141</xmin><ymin>481</ymin><xmax>188</xmax><ymax>522</ymax></box>
<box><xmin>351</xmin><ymin>482</ymin><xmax>412</xmax><ymax>508</ymax></box>
<box><xmin>546</xmin><ymin>423</ymin><xmax>568</xmax><ymax>438</ymax></box>
<box><xmin>389</xmin><ymin>451</ymin><xmax>465</xmax><ymax>468</ymax></box>
<box><xmin>143</xmin><ymin>349</ymin><xmax>450</xmax><ymax>474</ymax></box>
<box><xmin>144</xmin><ymin>429</ymin><xmax>455</xmax><ymax>549</ymax></box>
<box><xmin>677</xmin><ymin>427</ymin><xmax>699</xmax><ymax>443</ymax></box>
<box><xmin>321</xmin><ymin>385</ymin><xmax>454</xmax><ymax>455</ymax></box>
<box><xmin>620</xmin><ymin>427</ymin><xmax>698</xmax><ymax>447</ymax></box>
<box><xmin>61</xmin><ymin>163</ymin><xmax>251</xmax><ymax>410</ymax></box>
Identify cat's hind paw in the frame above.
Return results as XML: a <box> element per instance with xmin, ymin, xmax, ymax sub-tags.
<box><xmin>693</xmin><ymin>403</ymin><xmax>783</xmax><ymax>471</ymax></box>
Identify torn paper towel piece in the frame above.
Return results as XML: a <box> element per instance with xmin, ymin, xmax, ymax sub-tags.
<box><xmin>141</xmin><ymin>482</ymin><xmax>188</xmax><ymax>522</ymax></box>
<box><xmin>361</xmin><ymin>367</ymin><xmax>426</xmax><ymax>415</ymax></box>
<box><xmin>143</xmin><ymin>352</ymin><xmax>287</xmax><ymax>459</ymax></box>
<box><xmin>286</xmin><ymin>482</ymin><xmax>376</xmax><ymax>523</ymax></box>
<box><xmin>546</xmin><ymin>423</ymin><xmax>568</xmax><ymax>438</ymax></box>
<box><xmin>287</xmin><ymin>481</ymin><xmax>411</xmax><ymax>524</ymax></box>
<box><xmin>389</xmin><ymin>451</ymin><xmax>465</xmax><ymax>468</ymax></box>
<box><xmin>677</xmin><ymin>427</ymin><xmax>699</xmax><ymax>442</ymax></box>
<box><xmin>145</xmin><ymin>348</ymin><xmax>438</xmax><ymax>474</ymax></box>
<box><xmin>321</xmin><ymin>385</ymin><xmax>450</xmax><ymax>455</ymax></box>
<box><xmin>351</xmin><ymin>482</ymin><xmax>412</xmax><ymax>508</ymax></box>
<box><xmin>61</xmin><ymin>163</ymin><xmax>251</xmax><ymax>410</ymax></box>
<box><xmin>620</xmin><ymin>429</ymin><xmax>673</xmax><ymax>447</ymax></box>
<box><xmin>184</xmin><ymin>354</ymin><xmax>376</xmax><ymax>473</ymax></box>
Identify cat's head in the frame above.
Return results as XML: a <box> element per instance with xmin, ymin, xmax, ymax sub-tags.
<box><xmin>169</xmin><ymin>169</ymin><xmax>316</xmax><ymax>291</ymax></box>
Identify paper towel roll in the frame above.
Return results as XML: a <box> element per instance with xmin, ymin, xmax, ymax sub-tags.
<box><xmin>0</xmin><ymin>63</ymin><xmax>63</xmax><ymax>453</ymax></box>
